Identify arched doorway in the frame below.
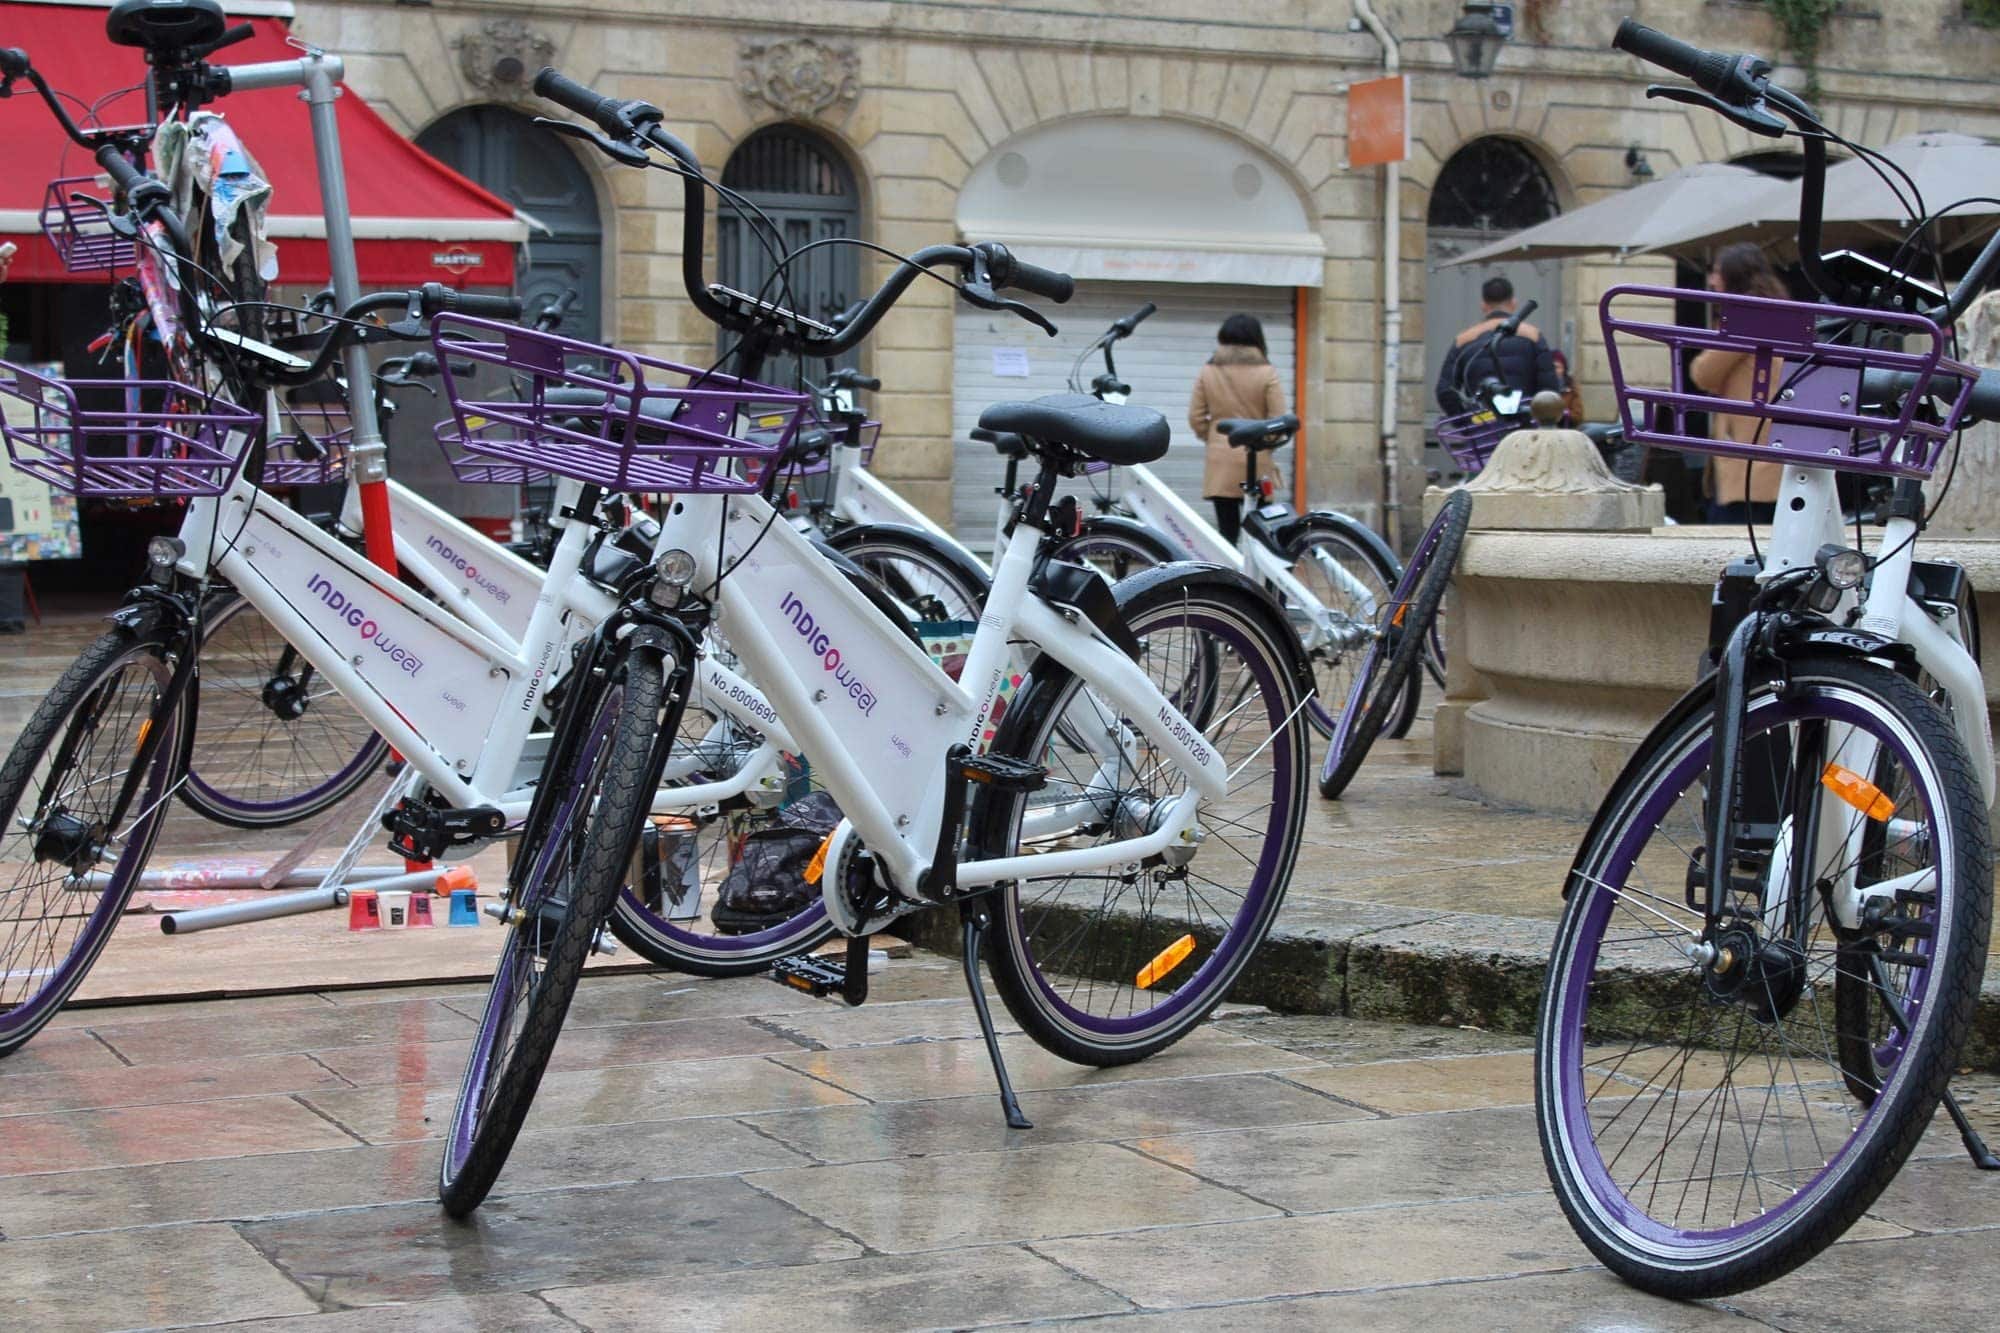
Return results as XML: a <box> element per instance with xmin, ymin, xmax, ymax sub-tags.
<box><xmin>1423</xmin><ymin>137</ymin><xmax>1563</xmax><ymax>448</ymax></box>
<box><xmin>719</xmin><ymin>124</ymin><xmax>862</xmax><ymax>382</ymax></box>
<box><xmin>418</xmin><ymin>106</ymin><xmax>603</xmax><ymax>341</ymax></box>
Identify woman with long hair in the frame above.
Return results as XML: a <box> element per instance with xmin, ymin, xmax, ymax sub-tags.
<box><xmin>1187</xmin><ymin>313</ymin><xmax>1286</xmax><ymax>543</ymax></box>
<box><xmin>1693</xmin><ymin>241</ymin><xmax>1790</xmax><ymax>523</ymax></box>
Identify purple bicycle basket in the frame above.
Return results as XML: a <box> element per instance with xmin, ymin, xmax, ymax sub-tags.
<box><xmin>1436</xmin><ymin>408</ymin><xmax>1525</xmax><ymax>473</ymax></box>
<box><xmin>40</xmin><ymin>176</ymin><xmax>137</xmax><ymax>274</ymax></box>
<box><xmin>263</xmin><ymin>393</ymin><xmax>351</xmax><ymax>487</ymax></box>
<box><xmin>0</xmin><ymin>361</ymin><xmax>260</xmax><ymax>498</ymax></box>
<box><xmin>431</xmin><ymin>315</ymin><xmax>804</xmax><ymax>493</ymax></box>
<box><xmin>1600</xmin><ymin>285</ymin><xmax>1975</xmax><ymax>480</ymax></box>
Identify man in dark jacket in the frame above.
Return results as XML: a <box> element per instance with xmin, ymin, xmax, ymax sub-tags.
<box><xmin>1434</xmin><ymin>276</ymin><xmax>1561</xmax><ymax>414</ymax></box>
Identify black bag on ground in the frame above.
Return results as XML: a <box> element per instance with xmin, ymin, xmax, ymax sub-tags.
<box><xmin>711</xmin><ymin>791</ymin><xmax>842</xmax><ymax>934</ymax></box>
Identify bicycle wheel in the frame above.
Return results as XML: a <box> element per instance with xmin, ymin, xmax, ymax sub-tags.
<box><xmin>607</xmin><ymin>703</ymin><xmax>838</xmax><ymax>976</ymax></box>
<box><xmin>1318</xmin><ymin>489</ymin><xmax>1470</xmax><ymax>800</ymax></box>
<box><xmin>0</xmin><ymin>627</ymin><xmax>186</xmax><ymax>1057</ymax></box>
<box><xmin>1279</xmin><ymin>521</ymin><xmax>1404</xmax><ymax>740</ymax></box>
<box><xmin>439</xmin><ymin>648</ymin><xmax>670</xmax><ymax>1216</ymax></box>
<box><xmin>1537</xmin><ymin>655</ymin><xmax>1990</xmax><ymax>1299</ymax></box>
<box><xmin>827</xmin><ymin>525</ymin><xmax>988</xmax><ymax>624</ymax></box>
<box><xmin>179</xmin><ymin>591</ymin><xmax>389</xmax><ymax>829</ymax></box>
<box><xmin>977</xmin><ymin>567</ymin><xmax>1308</xmax><ymax>1065</ymax></box>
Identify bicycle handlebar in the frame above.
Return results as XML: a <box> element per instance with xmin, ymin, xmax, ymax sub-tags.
<box><xmin>1497</xmin><ymin>298</ymin><xmax>1537</xmax><ymax>339</ymax></box>
<box><xmin>1110</xmin><ymin>302</ymin><xmax>1157</xmax><ymax>340</ymax></box>
<box><xmin>530</xmin><ymin>64</ymin><xmax>1071</xmax><ymax>356</ymax></box>
<box><xmin>1612</xmin><ymin>20</ymin><xmax>1772</xmax><ymax>107</ymax></box>
<box><xmin>1861</xmin><ymin>365</ymin><xmax>2000</xmax><ymax>426</ymax></box>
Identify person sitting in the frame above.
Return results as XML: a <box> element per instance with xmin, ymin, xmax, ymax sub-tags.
<box><xmin>1434</xmin><ymin>275</ymin><xmax>1560</xmax><ymax>415</ymax></box>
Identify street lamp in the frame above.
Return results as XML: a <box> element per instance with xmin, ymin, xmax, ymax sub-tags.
<box><xmin>1443</xmin><ymin>2</ymin><xmax>1511</xmax><ymax>79</ymax></box>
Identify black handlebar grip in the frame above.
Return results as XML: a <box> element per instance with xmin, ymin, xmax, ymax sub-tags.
<box><xmin>419</xmin><ymin>283</ymin><xmax>525</xmax><ymax>320</ymax></box>
<box><xmin>1967</xmin><ymin>368</ymin><xmax>2000</xmax><ymax>424</ymax></box>
<box><xmin>1112</xmin><ymin>302</ymin><xmax>1157</xmax><ymax>338</ymax></box>
<box><xmin>533</xmin><ymin>67</ymin><xmax>626</xmax><ymax>133</ymax></box>
<box><xmin>1613</xmin><ymin>20</ymin><xmax>1742</xmax><ymax>99</ymax></box>
<box><xmin>405</xmin><ymin>352</ymin><xmax>441</xmax><ymax>376</ymax></box>
<box><xmin>95</xmin><ymin>145</ymin><xmax>147</xmax><ymax>197</ymax></box>
<box><xmin>847</xmin><ymin>373</ymin><xmax>881</xmax><ymax>391</ymax></box>
<box><xmin>0</xmin><ymin>48</ymin><xmax>29</xmax><ymax>78</ymax></box>
<box><xmin>1004</xmin><ymin>257</ymin><xmax>1074</xmax><ymax>304</ymax></box>
<box><xmin>1499</xmin><ymin>298</ymin><xmax>1537</xmax><ymax>338</ymax></box>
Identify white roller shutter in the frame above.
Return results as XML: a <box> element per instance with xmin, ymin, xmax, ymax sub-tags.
<box><xmin>951</xmin><ymin>282</ymin><xmax>1296</xmax><ymax>547</ymax></box>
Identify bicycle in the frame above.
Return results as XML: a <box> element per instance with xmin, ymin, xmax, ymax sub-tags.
<box><xmin>1033</xmin><ymin>305</ymin><xmax>1410</xmax><ymax>740</ymax></box>
<box><xmin>0</xmin><ymin>23</ymin><xmax>839</xmax><ymax>1050</ymax></box>
<box><xmin>433</xmin><ymin>66</ymin><xmax>1313</xmax><ymax>1215</ymax></box>
<box><xmin>1534</xmin><ymin>19</ymin><xmax>2000</xmax><ymax>1298</ymax></box>
<box><xmin>15</xmin><ymin>12</ymin><xmax>893</xmax><ymax>979</ymax></box>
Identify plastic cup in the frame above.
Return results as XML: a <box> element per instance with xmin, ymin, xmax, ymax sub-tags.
<box><xmin>378</xmin><ymin>889</ymin><xmax>411</xmax><ymax>929</ymax></box>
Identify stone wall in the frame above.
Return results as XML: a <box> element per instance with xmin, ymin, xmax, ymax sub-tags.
<box><xmin>290</xmin><ymin>0</ymin><xmax>2000</xmax><ymax>539</ymax></box>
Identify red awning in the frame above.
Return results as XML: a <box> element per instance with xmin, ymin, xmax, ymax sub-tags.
<box><xmin>0</xmin><ymin>2</ymin><xmax>526</xmax><ymax>286</ymax></box>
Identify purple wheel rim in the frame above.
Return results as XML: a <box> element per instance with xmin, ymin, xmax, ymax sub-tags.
<box><xmin>1015</xmin><ymin>604</ymin><xmax>1296</xmax><ymax>1039</ymax></box>
<box><xmin>1551</xmin><ymin>688</ymin><xmax>1944</xmax><ymax>1250</ymax></box>
<box><xmin>616</xmin><ymin>888</ymin><xmax>829</xmax><ymax>955</ymax></box>
<box><xmin>446</xmin><ymin>694</ymin><xmax>618</xmax><ymax>1179</ymax></box>
<box><xmin>0</xmin><ymin>669</ymin><xmax>179</xmax><ymax>1040</ymax></box>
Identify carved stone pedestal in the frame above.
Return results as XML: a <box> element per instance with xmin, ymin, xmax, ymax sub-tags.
<box><xmin>1432</xmin><ymin>416</ymin><xmax>1665</xmax><ymax>783</ymax></box>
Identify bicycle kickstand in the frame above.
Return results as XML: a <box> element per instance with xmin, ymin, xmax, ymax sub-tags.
<box><xmin>1940</xmin><ymin>1084</ymin><xmax>2000</xmax><ymax>1171</ymax></box>
<box><xmin>959</xmin><ymin>893</ymin><xmax>1032</xmax><ymax>1130</ymax></box>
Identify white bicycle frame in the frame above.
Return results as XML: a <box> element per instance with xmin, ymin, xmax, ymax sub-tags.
<box><xmin>1753</xmin><ymin>463</ymin><xmax>1994</xmax><ymax>935</ymax></box>
<box><xmin>176</xmin><ymin>468</ymin><xmax>793</xmax><ymax>824</ymax></box>
<box><xmin>662</xmin><ymin>487</ymin><xmax>1232</xmax><ymax>898</ymax></box>
<box><xmin>1081</xmin><ymin>460</ymin><xmax>1381</xmax><ymax>656</ymax></box>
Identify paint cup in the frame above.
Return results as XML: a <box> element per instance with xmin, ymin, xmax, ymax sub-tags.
<box><xmin>407</xmin><ymin>893</ymin><xmax>435</xmax><ymax>928</ymax></box>
<box><xmin>378</xmin><ymin>889</ymin><xmax>411</xmax><ymax>929</ymax></box>
<box><xmin>346</xmin><ymin>889</ymin><xmax>379</xmax><ymax>931</ymax></box>
<box><xmin>448</xmin><ymin>888</ymin><xmax>480</xmax><ymax>926</ymax></box>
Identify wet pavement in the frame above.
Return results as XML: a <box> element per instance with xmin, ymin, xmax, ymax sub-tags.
<box><xmin>5</xmin><ymin>609</ymin><xmax>2000</xmax><ymax>1327</ymax></box>
<box><xmin>2</xmin><ymin>959</ymin><xmax>1998</xmax><ymax>1330</ymax></box>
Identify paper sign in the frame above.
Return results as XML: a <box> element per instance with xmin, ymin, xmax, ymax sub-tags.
<box><xmin>991</xmin><ymin>348</ymin><xmax>1031</xmax><ymax>378</ymax></box>
<box><xmin>1347</xmin><ymin>75</ymin><xmax>1409</xmax><ymax>168</ymax></box>
<box><xmin>0</xmin><ymin>363</ymin><xmax>82</xmax><ymax>562</ymax></box>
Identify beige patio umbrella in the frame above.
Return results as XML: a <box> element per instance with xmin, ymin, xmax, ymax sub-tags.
<box><xmin>1442</xmin><ymin>161</ymin><xmax>1779</xmax><ymax>267</ymax></box>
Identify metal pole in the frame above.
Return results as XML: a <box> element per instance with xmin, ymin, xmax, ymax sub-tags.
<box><xmin>1352</xmin><ymin>0</ymin><xmax>1403</xmax><ymax>544</ymax></box>
<box><xmin>297</xmin><ymin>52</ymin><xmax>398</xmax><ymax>574</ymax></box>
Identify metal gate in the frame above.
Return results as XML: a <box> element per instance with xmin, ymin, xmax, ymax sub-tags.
<box><xmin>718</xmin><ymin>125</ymin><xmax>862</xmax><ymax>384</ymax></box>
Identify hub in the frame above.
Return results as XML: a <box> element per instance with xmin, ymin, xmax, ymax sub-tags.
<box><xmin>1703</xmin><ymin>923</ymin><xmax>1808</xmax><ymax>1024</ymax></box>
<box><xmin>33</xmin><ymin>809</ymin><xmax>101</xmax><ymax>873</ymax></box>
<box><xmin>260</xmin><ymin>674</ymin><xmax>309</xmax><ymax>721</ymax></box>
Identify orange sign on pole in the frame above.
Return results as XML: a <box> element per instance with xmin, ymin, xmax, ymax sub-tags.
<box><xmin>1347</xmin><ymin>74</ymin><xmax>1409</xmax><ymax>168</ymax></box>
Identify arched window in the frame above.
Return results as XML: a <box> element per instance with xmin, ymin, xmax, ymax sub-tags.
<box><xmin>718</xmin><ymin>125</ymin><xmax>862</xmax><ymax>376</ymax></box>
<box><xmin>1427</xmin><ymin>137</ymin><xmax>1561</xmax><ymax>233</ymax></box>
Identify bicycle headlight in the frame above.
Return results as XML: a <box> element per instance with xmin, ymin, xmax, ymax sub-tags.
<box><xmin>1815</xmin><ymin>544</ymin><xmax>1867</xmax><ymax>591</ymax></box>
<box><xmin>649</xmin><ymin>547</ymin><xmax>697</xmax><ymax>609</ymax></box>
<box><xmin>146</xmin><ymin>536</ymin><xmax>185</xmax><ymax>582</ymax></box>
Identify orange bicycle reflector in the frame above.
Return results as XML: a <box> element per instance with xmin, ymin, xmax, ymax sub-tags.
<box><xmin>1821</xmin><ymin>763</ymin><xmax>1895</xmax><ymax>822</ymax></box>
<box><xmin>1390</xmin><ymin>600</ymin><xmax>1410</xmax><ymax>628</ymax></box>
<box><xmin>803</xmin><ymin>829</ymin><xmax>835</xmax><ymax>885</ymax></box>
<box><xmin>1135</xmin><ymin>934</ymin><xmax>1197</xmax><ymax>990</ymax></box>
<box><xmin>134</xmin><ymin>717</ymin><xmax>152</xmax><ymax>754</ymax></box>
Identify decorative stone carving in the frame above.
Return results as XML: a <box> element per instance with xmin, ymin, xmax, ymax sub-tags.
<box><xmin>1462</xmin><ymin>429</ymin><xmax>1651</xmax><ymax>498</ymax></box>
<box><xmin>738</xmin><ymin>37</ymin><xmax>860</xmax><ymax>120</ymax></box>
<box><xmin>455</xmin><ymin>19</ymin><xmax>555</xmax><ymax>99</ymax></box>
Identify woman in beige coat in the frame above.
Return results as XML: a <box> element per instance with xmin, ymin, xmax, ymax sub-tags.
<box><xmin>1188</xmin><ymin>314</ymin><xmax>1287</xmax><ymax>544</ymax></box>
<box><xmin>1691</xmin><ymin>242</ymin><xmax>1788</xmax><ymax>522</ymax></box>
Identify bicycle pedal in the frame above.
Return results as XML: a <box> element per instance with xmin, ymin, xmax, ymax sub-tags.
<box><xmin>383</xmin><ymin>800</ymin><xmax>507</xmax><ymax>862</ymax></box>
<box><xmin>770</xmin><ymin>952</ymin><xmax>847</xmax><ymax>997</ymax></box>
<box><xmin>958</xmin><ymin>753</ymin><xmax>1048</xmax><ymax>793</ymax></box>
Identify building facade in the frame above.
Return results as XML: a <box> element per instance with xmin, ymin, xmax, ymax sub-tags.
<box><xmin>293</xmin><ymin>0</ymin><xmax>2000</xmax><ymax>542</ymax></box>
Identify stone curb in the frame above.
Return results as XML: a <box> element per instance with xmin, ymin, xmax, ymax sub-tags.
<box><xmin>905</xmin><ymin>898</ymin><xmax>2000</xmax><ymax>1072</ymax></box>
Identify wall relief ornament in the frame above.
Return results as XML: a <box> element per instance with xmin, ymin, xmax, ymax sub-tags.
<box><xmin>738</xmin><ymin>37</ymin><xmax>861</xmax><ymax>119</ymax></box>
<box><xmin>455</xmin><ymin>19</ymin><xmax>555</xmax><ymax>98</ymax></box>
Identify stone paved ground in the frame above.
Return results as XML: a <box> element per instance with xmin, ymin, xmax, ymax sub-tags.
<box><xmin>2</xmin><ymin>959</ymin><xmax>1998</xmax><ymax>1331</ymax></box>
<box><xmin>6</xmin><ymin>608</ymin><xmax>2000</xmax><ymax>1328</ymax></box>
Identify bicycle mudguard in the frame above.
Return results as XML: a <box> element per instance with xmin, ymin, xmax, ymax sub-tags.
<box><xmin>1272</xmin><ymin>509</ymin><xmax>1401</xmax><ymax>579</ymax></box>
<box><xmin>1108</xmin><ymin>561</ymin><xmax>1317</xmax><ymax>701</ymax></box>
<box><xmin>823</xmin><ymin>523</ymin><xmax>992</xmax><ymax>615</ymax></box>
<box><xmin>1074</xmin><ymin>514</ymin><xmax>1178</xmax><ymax>566</ymax></box>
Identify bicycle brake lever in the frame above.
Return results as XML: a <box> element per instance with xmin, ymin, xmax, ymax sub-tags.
<box><xmin>534</xmin><ymin>116</ymin><xmax>651</xmax><ymax>167</ymax></box>
<box><xmin>960</xmin><ymin>282</ymin><xmax>1058</xmax><ymax>337</ymax></box>
<box><xmin>1645</xmin><ymin>84</ymin><xmax>1786</xmax><ymax>139</ymax></box>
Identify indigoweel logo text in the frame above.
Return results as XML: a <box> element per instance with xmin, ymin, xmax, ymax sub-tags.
<box><xmin>424</xmin><ymin>534</ymin><xmax>512</xmax><ymax>605</ymax></box>
<box><xmin>779</xmin><ymin>591</ymin><xmax>879</xmax><ymax>715</ymax></box>
<box><xmin>305</xmin><ymin>573</ymin><xmax>425</xmax><ymax>677</ymax></box>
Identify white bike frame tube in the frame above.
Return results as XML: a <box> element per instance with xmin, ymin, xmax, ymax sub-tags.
<box><xmin>1120</xmin><ymin>464</ymin><xmax>1243</xmax><ymax>568</ymax></box>
<box><xmin>673</xmin><ymin>490</ymin><xmax>1233</xmax><ymax>897</ymax></box>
